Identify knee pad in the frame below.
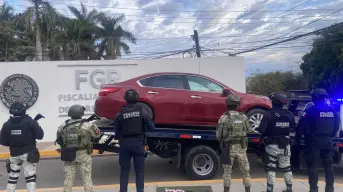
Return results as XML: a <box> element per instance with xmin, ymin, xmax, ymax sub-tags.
<box><xmin>25</xmin><ymin>174</ymin><xmax>36</xmax><ymax>183</ymax></box>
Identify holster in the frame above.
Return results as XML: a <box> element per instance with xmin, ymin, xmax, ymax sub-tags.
<box><xmin>60</xmin><ymin>147</ymin><xmax>77</xmax><ymax>162</ymax></box>
<box><xmin>220</xmin><ymin>142</ymin><xmax>231</xmax><ymax>165</ymax></box>
<box><xmin>27</xmin><ymin>147</ymin><xmax>40</xmax><ymax>163</ymax></box>
<box><xmin>277</xmin><ymin>137</ymin><xmax>289</xmax><ymax>149</ymax></box>
<box><xmin>6</xmin><ymin>159</ymin><xmax>11</xmax><ymax>173</ymax></box>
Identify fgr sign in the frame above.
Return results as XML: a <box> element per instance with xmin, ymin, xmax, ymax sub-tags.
<box><xmin>75</xmin><ymin>69</ymin><xmax>121</xmax><ymax>90</ymax></box>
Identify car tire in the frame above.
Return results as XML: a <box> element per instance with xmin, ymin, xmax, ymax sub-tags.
<box><xmin>183</xmin><ymin>145</ymin><xmax>219</xmax><ymax>180</ymax></box>
<box><xmin>136</xmin><ymin>102</ymin><xmax>154</xmax><ymax>120</ymax></box>
<box><xmin>246</xmin><ymin>108</ymin><xmax>266</xmax><ymax>132</ymax></box>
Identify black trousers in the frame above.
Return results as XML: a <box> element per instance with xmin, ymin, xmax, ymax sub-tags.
<box><xmin>305</xmin><ymin>138</ymin><xmax>334</xmax><ymax>192</ymax></box>
<box><xmin>119</xmin><ymin>137</ymin><xmax>145</xmax><ymax>192</ymax></box>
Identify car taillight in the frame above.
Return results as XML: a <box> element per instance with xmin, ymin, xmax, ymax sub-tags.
<box><xmin>98</xmin><ymin>87</ymin><xmax>120</xmax><ymax>96</ymax></box>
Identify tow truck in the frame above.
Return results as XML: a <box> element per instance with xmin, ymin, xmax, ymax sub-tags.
<box><xmin>91</xmin><ymin>90</ymin><xmax>343</xmax><ymax>180</ymax></box>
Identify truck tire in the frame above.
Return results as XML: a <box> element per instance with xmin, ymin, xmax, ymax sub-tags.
<box><xmin>246</xmin><ymin>108</ymin><xmax>266</xmax><ymax>132</ymax></box>
<box><xmin>136</xmin><ymin>102</ymin><xmax>154</xmax><ymax>120</ymax></box>
<box><xmin>184</xmin><ymin>145</ymin><xmax>219</xmax><ymax>180</ymax></box>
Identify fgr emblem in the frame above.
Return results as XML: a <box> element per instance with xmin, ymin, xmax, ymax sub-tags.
<box><xmin>0</xmin><ymin>74</ymin><xmax>39</xmax><ymax>109</ymax></box>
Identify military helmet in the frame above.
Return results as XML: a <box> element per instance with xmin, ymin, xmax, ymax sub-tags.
<box><xmin>68</xmin><ymin>104</ymin><xmax>86</xmax><ymax>118</ymax></box>
<box><xmin>9</xmin><ymin>101</ymin><xmax>27</xmax><ymax>116</ymax></box>
<box><xmin>269</xmin><ymin>92</ymin><xmax>288</xmax><ymax>105</ymax></box>
<box><xmin>226</xmin><ymin>94</ymin><xmax>240</xmax><ymax>109</ymax></box>
<box><xmin>124</xmin><ymin>89</ymin><xmax>139</xmax><ymax>103</ymax></box>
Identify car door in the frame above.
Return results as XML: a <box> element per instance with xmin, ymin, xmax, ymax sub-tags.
<box><xmin>138</xmin><ymin>74</ymin><xmax>190</xmax><ymax>125</ymax></box>
<box><xmin>185</xmin><ymin>75</ymin><xmax>227</xmax><ymax>126</ymax></box>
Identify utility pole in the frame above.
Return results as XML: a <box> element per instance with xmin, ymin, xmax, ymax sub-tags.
<box><xmin>192</xmin><ymin>30</ymin><xmax>201</xmax><ymax>57</ymax></box>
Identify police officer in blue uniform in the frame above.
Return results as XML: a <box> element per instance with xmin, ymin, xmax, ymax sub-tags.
<box><xmin>297</xmin><ymin>88</ymin><xmax>339</xmax><ymax>192</ymax></box>
<box><xmin>257</xmin><ymin>93</ymin><xmax>296</xmax><ymax>192</ymax></box>
<box><xmin>114</xmin><ymin>89</ymin><xmax>155</xmax><ymax>192</ymax></box>
<box><xmin>0</xmin><ymin>101</ymin><xmax>44</xmax><ymax>192</ymax></box>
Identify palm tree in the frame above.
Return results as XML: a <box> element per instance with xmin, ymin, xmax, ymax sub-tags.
<box><xmin>97</xmin><ymin>14</ymin><xmax>136</xmax><ymax>59</ymax></box>
<box><xmin>53</xmin><ymin>2</ymin><xmax>101</xmax><ymax>60</ymax></box>
<box><xmin>0</xmin><ymin>3</ymin><xmax>14</xmax><ymax>21</ymax></box>
<box><xmin>21</xmin><ymin>0</ymin><xmax>60</xmax><ymax>61</ymax></box>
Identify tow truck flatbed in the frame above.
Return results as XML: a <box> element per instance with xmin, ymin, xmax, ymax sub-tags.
<box><xmin>93</xmin><ymin>125</ymin><xmax>343</xmax><ymax>180</ymax></box>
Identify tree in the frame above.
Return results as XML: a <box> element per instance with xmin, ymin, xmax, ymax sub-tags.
<box><xmin>246</xmin><ymin>71</ymin><xmax>308</xmax><ymax>96</ymax></box>
<box><xmin>0</xmin><ymin>2</ymin><xmax>136</xmax><ymax>61</ymax></box>
<box><xmin>97</xmin><ymin>14</ymin><xmax>136</xmax><ymax>59</ymax></box>
<box><xmin>21</xmin><ymin>0</ymin><xmax>61</xmax><ymax>61</ymax></box>
<box><xmin>0</xmin><ymin>3</ymin><xmax>35</xmax><ymax>61</ymax></box>
<box><xmin>300</xmin><ymin>22</ymin><xmax>343</xmax><ymax>96</ymax></box>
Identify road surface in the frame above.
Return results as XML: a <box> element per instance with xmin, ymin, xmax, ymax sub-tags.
<box><xmin>0</xmin><ymin>154</ymin><xmax>342</xmax><ymax>190</ymax></box>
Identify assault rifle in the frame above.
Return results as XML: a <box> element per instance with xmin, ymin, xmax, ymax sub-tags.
<box><xmin>33</xmin><ymin>113</ymin><xmax>45</xmax><ymax>121</ymax></box>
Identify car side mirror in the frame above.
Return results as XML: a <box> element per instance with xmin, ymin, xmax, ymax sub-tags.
<box><xmin>223</xmin><ymin>89</ymin><xmax>231</xmax><ymax>96</ymax></box>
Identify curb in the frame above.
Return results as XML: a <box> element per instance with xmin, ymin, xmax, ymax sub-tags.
<box><xmin>0</xmin><ymin>150</ymin><xmax>114</xmax><ymax>160</ymax></box>
<box><xmin>4</xmin><ymin>178</ymin><xmax>343</xmax><ymax>192</ymax></box>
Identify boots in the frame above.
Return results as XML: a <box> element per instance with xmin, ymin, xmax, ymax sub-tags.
<box><xmin>266</xmin><ymin>184</ymin><xmax>273</xmax><ymax>192</ymax></box>
<box><xmin>282</xmin><ymin>184</ymin><xmax>292</xmax><ymax>192</ymax></box>
<box><xmin>245</xmin><ymin>186</ymin><xmax>251</xmax><ymax>192</ymax></box>
<box><xmin>224</xmin><ymin>187</ymin><xmax>229</xmax><ymax>192</ymax></box>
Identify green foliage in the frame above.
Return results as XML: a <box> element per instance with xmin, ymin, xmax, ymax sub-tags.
<box><xmin>0</xmin><ymin>2</ymin><xmax>136</xmax><ymax>61</ymax></box>
<box><xmin>300</xmin><ymin>23</ymin><xmax>343</xmax><ymax>95</ymax></box>
<box><xmin>246</xmin><ymin>71</ymin><xmax>308</xmax><ymax>96</ymax></box>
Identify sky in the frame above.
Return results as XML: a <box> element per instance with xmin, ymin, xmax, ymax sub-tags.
<box><xmin>3</xmin><ymin>0</ymin><xmax>343</xmax><ymax>76</ymax></box>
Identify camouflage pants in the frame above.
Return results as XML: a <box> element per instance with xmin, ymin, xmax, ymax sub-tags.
<box><xmin>7</xmin><ymin>153</ymin><xmax>36</xmax><ymax>192</ymax></box>
<box><xmin>264</xmin><ymin>144</ymin><xmax>292</xmax><ymax>185</ymax></box>
<box><xmin>63</xmin><ymin>150</ymin><xmax>94</xmax><ymax>192</ymax></box>
<box><xmin>222</xmin><ymin>144</ymin><xmax>251</xmax><ymax>188</ymax></box>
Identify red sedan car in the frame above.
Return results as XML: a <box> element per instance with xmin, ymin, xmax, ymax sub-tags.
<box><xmin>94</xmin><ymin>72</ymin><xmax>272</xmax><ymax>132</ymax></box>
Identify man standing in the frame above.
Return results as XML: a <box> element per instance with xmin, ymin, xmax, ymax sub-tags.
<box><xmin>0</xmin><ymin>101</ymin><xmax>44</xmax><ymax>192</ymax></box>
<box><xmin>114</xmin><ymin>89</ymin><xmax>155</xmax><ymax>192</ymax></box>
<box><xmin>56</xmin><ymin>104</ymin><xmax>101</xmax><ymax>192</ymax></box>
<box><xmin>216</xmin><ymin>94</ymin><xmax>251</xmax><ymax>192</ymax></box>
<box><xmin>257</xmin><ymin>93</ymin><xmax>296</xmax><ymax>192</ymax></box>
<box><xmin>296</xmin><ymin>88</ymin><xmax>339</xmax><ymax>192</ymax></box>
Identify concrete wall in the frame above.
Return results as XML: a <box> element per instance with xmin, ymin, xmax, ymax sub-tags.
<box><xmin>0</xmin><ymin>56</ymin><xmax>245</xmax><ymax>141</ymax></box>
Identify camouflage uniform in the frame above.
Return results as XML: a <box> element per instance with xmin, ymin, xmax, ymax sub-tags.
<box><xmin>217</xmin><ymin>110</ymin><xmax>252</xmax><ymax>191</ymax></box>
<box><xmin>57</xmin><ymin>119</ymin><xmax>101</xmax><ymax>192</ymax></box>
<box><xmin>265</xmin><ymin>144</ymin><xmax>292</xmax><ymax>186</ymax></box>
<box><xmin>7</xmin><ymin>154</ymin><xmax>36</xmax><ymax>192</ymax></box>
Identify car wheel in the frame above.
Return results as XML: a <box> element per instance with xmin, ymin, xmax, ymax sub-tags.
<box><xmin>246</xmin><ymin>108</ymin><xmax>266</xmax><ymax>133</ymax></box>
<box><xmin>136</xmin><ymin>102</ymin><xmax>154</xmax><ymax>120</ymax></box>
<box><xmin>183</xmin><ymin>145</ymin><xmax>219</xmax><ymax>180</ymax></box>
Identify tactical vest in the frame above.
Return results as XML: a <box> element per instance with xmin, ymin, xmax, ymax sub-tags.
<box><xmin>120</xmin><ymin>105</ymin><xmax>143</xmax><ymax>138</ymax></box>
<box><xmin>227</xmin><ymin>112</ymin><xmax>247</xmax><ymax>139</ymax></box>
<box><xmin>61</xmin><ymin>120</ymin><xmax>87</xmax><ymax>149</ymax></box>
<box><xmin>265</xmin><ymin>108</ymin><xmax>291</xmax><ymax>137</ymax></box>
<box><xmin>8</xmin><ymin>117</ymin><xmax>35</xmax><ymax>147</ymax></box>
<box><xmin>309</xmin><ymin>105</ymin><xmax>336</xmax><ymax>137</ymax></box>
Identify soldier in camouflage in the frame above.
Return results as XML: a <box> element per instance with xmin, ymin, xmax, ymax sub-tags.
<box><xmin>257</xmin><ymin>93</ymin><xmax>296</xmax><ymax>192</ymax></box>
<box><xmin>56</xmin><ymin>105</ymin><xmax>101</xmax><ymax>192</ymax></box>
<box><xmin>216</xmin><ymin>94</ymin><xmax>251</xmax><ymax>192</ymax></box>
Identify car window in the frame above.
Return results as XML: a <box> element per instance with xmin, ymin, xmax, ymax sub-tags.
<box><xmin>139</xmin><ymin>78</ymin><xmax>151</xmax><ymax>86</ymax></box>
<box><xmin>187</xmin><ymin>76</ymin><xmax>223</xmax><ymax>93</ymax></box>
<box><xmin>146</xmin><ymin>75</ymin><xmax>185</xmax><ymax>89</ymax></box>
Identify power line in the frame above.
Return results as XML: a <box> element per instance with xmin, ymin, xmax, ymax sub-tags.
<box><xmin>215</xmin><ymin>0</ymin><xmax>313</xmax><ymax>46</ymax></box>
<box><xmin>230</xmin><ymin>21</ymin><xmax>343</xmax><ymax>55</ymax></box>
<box><xmin>8</xmin><ymin>3</ymin><xmax>339</xmax><ymax>13</ymax></box>
<box><xmin>273</xmin><ymin>7</ymin><xmax>343</xmax><ymax>38</ymax></box>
